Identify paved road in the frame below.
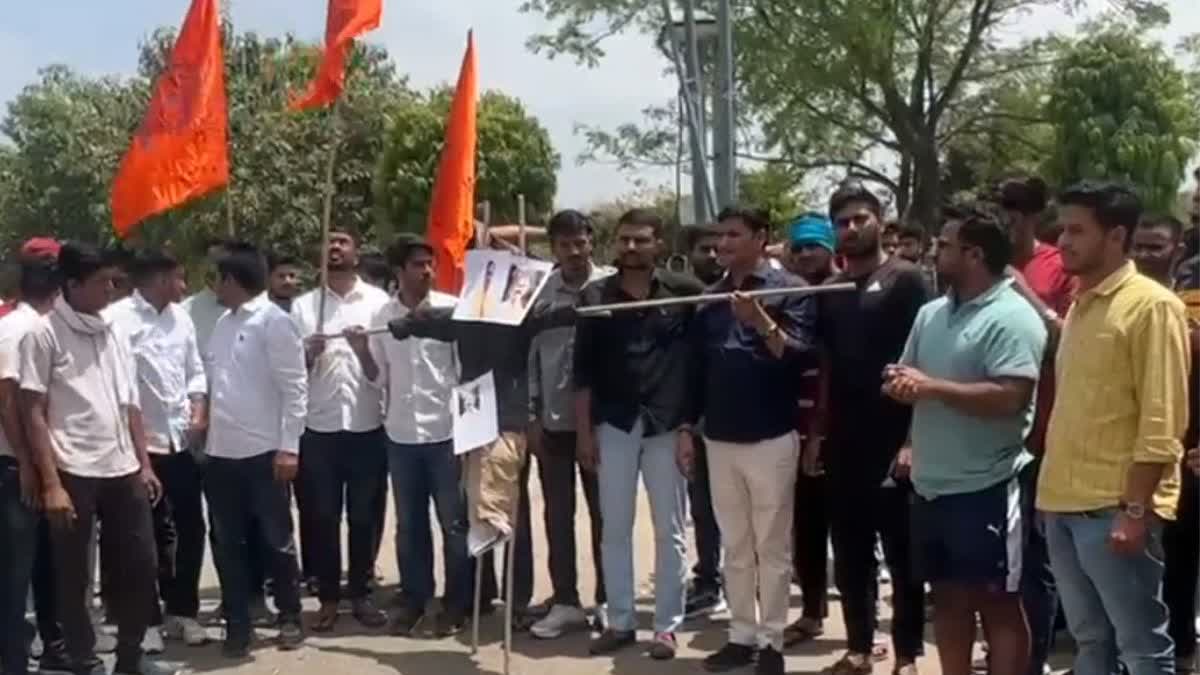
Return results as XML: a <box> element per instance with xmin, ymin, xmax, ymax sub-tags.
<box><xmin>134</xmin><ymin>475</ymin><xmax>1081</xmax><ymax>675</ymax></box>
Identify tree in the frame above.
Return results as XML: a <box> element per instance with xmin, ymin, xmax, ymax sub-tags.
<box><xmin>373</xmin><ymin>89</ymin><xmax>560</xmax><ymax>238</ymax></box>
<box><xmin>1045</xmin><ymin>29</ymin><xmax>1198</xmax><ymax>211</ymax></box>
<box><xmin>0</xmin><ymin>25</ymin><xmax>560</xmax><ymax>261</ymax></box>
<box><xmin>520</xmin><ymin>0</ymin><xmax>1170</xmax><ymax>226</ymax></box>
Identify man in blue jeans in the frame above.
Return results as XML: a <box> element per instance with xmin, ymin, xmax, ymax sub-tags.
<box><xmin>0</xmin><ymin>258</ymin><xmax>65</xmax><ymax>675</ymax></box>
<box><xmin>354</xmin><ymin>237</ymin><xmax>469</xmax><ymax>638</ymax></box>
<box><xmin>574</xmin><ymin>209</ymin><xmax>705</xmax><ymax>661</ymax></box>
<box><xmin>1036</xmin><ymin>182</ymin><xmax>1188</xmax><ymax>675</ymax></box>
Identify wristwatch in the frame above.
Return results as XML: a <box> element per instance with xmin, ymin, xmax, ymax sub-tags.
<box><xmin>1118</xmin><ymin>500</ymin><xmax>1147</xmax><ymax>519</ymax></box>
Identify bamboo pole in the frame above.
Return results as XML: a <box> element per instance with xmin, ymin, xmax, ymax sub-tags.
<box><xmin>575</xmin><ymin>282</ymin><xmax>856</xmax><ymax>317</ymax></box>
<box><xmin>316</xmin><ymin>104</ymin><xmax>342</xmax><ymax>334</ymax></box>
<box><xmin>516</xmin><ymin>193</ymin><xmax>526</xmax><ymax>255</ymax></box>
<box><xmin>319</xmin><ymin>283</ymin><xmax>855</xmax><ymax>338</ymax></box>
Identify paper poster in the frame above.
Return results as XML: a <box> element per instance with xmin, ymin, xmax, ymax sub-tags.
<box><xmin>452</xmin><ymin>370</ymin><xmax>499</xmax><ymax>456</ymax></box>
<box><xmin>454</xmin><ymin>250</ymin><xmax>553</xmax><ymax>325</ymax></box>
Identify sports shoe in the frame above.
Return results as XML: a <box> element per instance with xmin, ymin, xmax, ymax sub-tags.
<box><xmin>162</xmin><ymin>615</ymin><xmax>207</xmax><ymax>646</ymax></box>
<box><xmin>589</xmin><ymin>604</ymin><xmax>608</xmax><ymax>632</ymax></box>
<box><xmin>277</xmin><ymin>619</ymin><xmax>304</xmax><ymax>651</ymax></box>
<box><xmin>704</xmin><ymin>642</ymin><xmax>756</xmax><ymax>672</ymax></box>
<box><xmin>648</xmin><ymin>632</ymin><xmax>677</xmax><ymax>660</ymax></box>
<box><xmin>141</xmin><ymin>627</ymin><xmax>164</xmax><ymax>655</ymax></box>
<box><xmin>684</xmin><ymin>581</ymin><xmax>726</xmax><ymax>618</ymax></box>
<box><xmin>389</xmin><ymin>607</ymin><xmax>424</xmax><ymax>637</ymax></box>
<box><xmin>588</xmin><ymin>628</ymin><xmax>636</xmax><ymax>655</ymax></box>
<box><xmin>530</xmin><ymin>604</ymin><xmax>589</xmax><ymax>640</ymax></box>
<box><xmin>351</xmin><ymin>597</ymin><xmax>387</xmax><ymax>628</ymax></box>
<box><xmin>757</xmin><ymin>646</ymin><xmax>784</xmax><ymax>675</ymax></box>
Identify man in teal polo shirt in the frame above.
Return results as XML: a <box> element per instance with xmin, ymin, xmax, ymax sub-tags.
<box><xmin>882</xmin><ymin>203</ymin><xmax>1047</xmax><ymax>675</ymax></box>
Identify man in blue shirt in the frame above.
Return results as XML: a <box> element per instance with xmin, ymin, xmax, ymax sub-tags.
<box><xmin>883</xmin><ymin>203</ymin><xmax>1046</xmax><ymax>675</ymax></box>
<box><xmin>684</xmin><ymin>206</ymin><xmax>817</xmax><ymax>675</ymax></box>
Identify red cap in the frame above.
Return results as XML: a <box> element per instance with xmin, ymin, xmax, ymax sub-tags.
<box><xmin>19</xmin><ymin>237</ymin><xmax>61</xmax><ymax>261</ymax></box>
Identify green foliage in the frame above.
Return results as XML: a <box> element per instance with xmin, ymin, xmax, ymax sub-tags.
<box><xmin>0</xmin><ymin>24</ymin><xmax>558</xmax><ymax>262</ymax></box>
<box><xmin>520</xmin><ymin>0</ymin><xmax>1182</xmax><ymax>227</ymax></box>
<box><xmin>1046</xmin><ymin>29</ymin><xmax>1198</xmax><ymax>211</ymax></box>
<box><xmin>373</xmin><ymin>89</ymin><xmax>560</xmax><ymax>238</ymax></box>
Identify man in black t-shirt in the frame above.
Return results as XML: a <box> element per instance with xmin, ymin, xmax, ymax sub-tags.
<box><xmin>805</xmin><ymin>184</ymin><xmax>929</xmax><ymax>675</ymax></box>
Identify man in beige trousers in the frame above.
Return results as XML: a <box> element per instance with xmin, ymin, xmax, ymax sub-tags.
<box><xmin>680</xmin><ymin>206</ymin><xmax>819</xmax><ymax>675</ymax></box>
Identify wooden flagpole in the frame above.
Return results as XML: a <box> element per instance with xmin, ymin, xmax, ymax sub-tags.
<box><xmin>316</xmin><ymin>103</ymin><xmax>342</xmax><ymax>334</ymax></box>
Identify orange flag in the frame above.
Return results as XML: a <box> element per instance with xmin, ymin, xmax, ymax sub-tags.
<box><xmin>427</xmin><ymin>31</ymin><xmax>478</xmax><ymax>294</ymax></box>
<box><xmin>111</xmin><ymin>0</ymin><xmax>228</xmax><ymax>239</ymax></box>
<box><xmin>290</xmin><ymin>0</ymin><xmax>382</xmax><ymax>110</ymax></box>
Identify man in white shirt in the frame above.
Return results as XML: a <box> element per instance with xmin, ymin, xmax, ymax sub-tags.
<box><xmin>0</xmin><ymin>257</ymin><xmax>68</xmax><ymax>675</ymax></box>
<box><xmin>20</xmin><ymin>242</ymin><xmax>167</xmax><ymax>675</ymax></box>
<box><xmin>106</xmin><ymin>250</ymin><xmax>209</xmax><ymax>648</ymax></box>
<box><xmin>202</xmin><ymin>242</ymin><xmax>307</xmax><ymax>657</ymax></box>
<box><xmin>181</xmin><ymin>238</ymin><xmax>231</xmax><ymax>358</ymax></box>
<box><xmin>291</xmin><ymin>227</ymin><xmax>390</xmax><ymax>631</ymax></box>
<box><xmin>348</xmin><ymin>237</ymin><xmax>468</xmax><ymax>637</ymax></box>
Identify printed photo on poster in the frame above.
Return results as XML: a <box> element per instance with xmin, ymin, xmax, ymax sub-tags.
<box><xmin>452</xmin><ymin>371</ymin><xmax>499</xmax><ymax>455</ymax></box>
<box><xmin>454</xmin><ymin>250</ymin><xmax>552</xmax><ymax>325</ymax></box>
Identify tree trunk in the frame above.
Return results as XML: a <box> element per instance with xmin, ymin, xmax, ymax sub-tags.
<box><xmin>905</xmin><ymin>132</ymin><xmax>942</xmax><ymax>229</ymax></box>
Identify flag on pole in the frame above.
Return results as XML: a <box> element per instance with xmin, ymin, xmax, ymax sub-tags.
<box><xmin>290</xmin><ymin>0</ymin><xmax>382</xmax><ymax>110</ymax></box>
<box><xmin>111</xmin><ymin>0</ymin><xmax>228</xmax><ymax>239</ymax></box>
<box><xmin>427</xmin><ymin>31</ymin><xmax>478</xmax><ymax>293</ymax></box>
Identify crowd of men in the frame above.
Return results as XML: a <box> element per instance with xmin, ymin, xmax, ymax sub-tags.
<box><xmin>0</xmin><ymin>176</ymin><xmax>1196</xmax><ymax>675</ymax></box>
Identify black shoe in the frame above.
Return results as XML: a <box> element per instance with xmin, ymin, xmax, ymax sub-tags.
<box><xmin>277</xmin><ymin>620</ymin><xmax>304</xmax><ymax>651</ymax></box>
<box><xmin>61</xmin><ymin>660</ymin><xmax>105</xmax><ymax>675</ymax></box>
<box><xmin>756</xmin><ymin>646</ymin><xmax>784</xmax><ymax>675</ymax></box>
<box><xmin>704</xmin><ymin>642</ymin><xmax>757</xmax><ymax>672</ymax></box>
<box><xmin>434</xmin><ymin>609</ymin><xmax>467</xmax><ymax>638</ymax></box>
<box><xmin>113</xmin><ymin>657</ymin><xmax>179</xmax><ymax>675</ymax></box>
<box><xmin>35</xmin><ymin>645</ymin><xmax>73</xmax><ymax>673</ymax></box>
<box><xmin>588</xmin><ymin>629</ymin><xmax>637</xmax><ymax>656</ymax></box>
<box><xmin>352</xmin><ymin>597</ymin><xmax>388</xmax><ymax>628</ymax></box>
<box><xmin>389</xmin><ymin>607</ymin><xmax>424</xmax><ymax>637</ymax></box>
<box><xmin>685</xmin><ymin>581</ymin><xmax>726</xmax><ymax>618</ymax></box>
<box><xmin>221</xmin><ymin>632</ymin><xmax>251</xmax><ymax>659</ymax></box>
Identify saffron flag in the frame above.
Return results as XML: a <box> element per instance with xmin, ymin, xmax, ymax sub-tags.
<box><xmin>111</xmin><ymin>0</ymin><xmax>228</xmax><ymax>238</ymax></box>
<box><xmin>427</xmin><ymin>31</ymin><xmax>478</xmax><ymax>293</ymax></box>
<box><xmin>290</xmin><ymin>0</ymin><xmax>382</xmax><ymax>110</ymax></box>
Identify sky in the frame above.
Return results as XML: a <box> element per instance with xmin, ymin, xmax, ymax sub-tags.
<box><xmin>0</xmin><ymin>0</ymin><xmax>1196</xmax><ymax>210</ymax></box>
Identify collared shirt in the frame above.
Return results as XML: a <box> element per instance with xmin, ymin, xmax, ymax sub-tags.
<box><xmin>528</xmin><ymin>263</ymin><xmax>615</xmax><ymax>432</ymax></box>
<box><xmin>291</xmin><ymin>278</ymin><xmax>391</xmax><ymax>433</ymax></box>
<box><xmin>817</xmin><ymin>257</ymin><xmax>930</xmax><ymax>458</ymax></box>
<box><xmin>182</xmin><ymin>288</ymin><xmax>225</xmax><ymax>360</ymax></box>
<box><xmin>205</xmin><ymin>294</ymin><xmax>307</xmax><ymax>459</ymax></box>
<box><xmin>573</xmin><ymin>269</ymin><xmax>705</xmax><ymax>435</ymax></box>
<box><xmin>692</xmin><ymin>262</ymin><xmax>817</xmax><ymax>443</ymax></box>
<box><xmin>105</xmin><ymin>292</ymin><xmax>206</xmax><ymax>454</ymax></box>
<box><xmin>0</xmin><ymin>303</ymin><xmax>40</xmax><ymax>459</ymax></box>
<box><xmin>19</xmin><ymin>297</ymin><xmax>140</xmax><ymax>478</ymax></box>
<box><xmin>368</xmin><ymin>291</ymin><xmax>460</xmax><ymax>444</ymax></box>
<box><xmin>901</xmin><ymin>278</ymin><xmax>1046</xmax><ymax>498</ymax></box>
<box><xmin>1038</xmin><ymin>261</ymin><xmax>1190</xmax><ymax>520</ymax></box>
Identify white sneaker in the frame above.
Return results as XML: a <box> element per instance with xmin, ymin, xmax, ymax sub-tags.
<box><xmin>141</xmin><ymin>627</ymin><xmax>165</xmax><ymax>654</ymax></box>
<box><xmin>163</xmin><ymin>615</ymin><xmax>208</xmax><ymax>646</ymax></box>
<box><xmin>530</xmin><ymin>604</ymin><xmax>589</xmax><ymax>639</ymax></box>
<box><xmin>590</xmin><ymin>604</ymin><xmax>608</xmax><ymax>632</ymax></box>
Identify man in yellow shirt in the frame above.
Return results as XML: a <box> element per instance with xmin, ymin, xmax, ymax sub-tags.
<box><xmin>1035</xmin><ymin>182</ymin><xmax>1189</xmax><ymax>675</ymax></box>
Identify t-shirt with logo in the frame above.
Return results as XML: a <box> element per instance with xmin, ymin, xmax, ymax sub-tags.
<box><xmin>816</xmin><ymin>256</ymin><xmax>931</xmax><ymax>475</ymax></box>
